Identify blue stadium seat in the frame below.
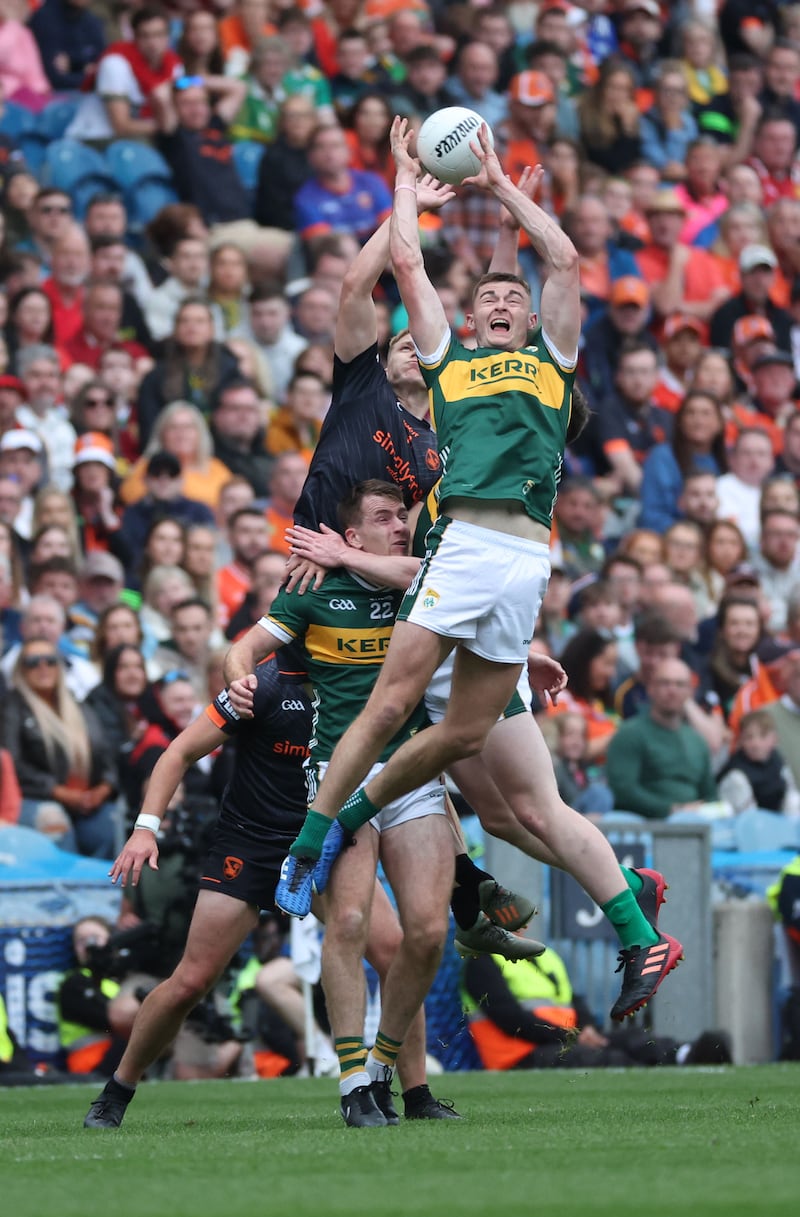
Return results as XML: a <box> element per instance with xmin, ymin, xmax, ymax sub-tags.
<box><xmin>0</xmin><ymin>101</ymin><xmax>37</xmax><ymax>140</ymax></box>
<box><xmin>232</xmin><ymin>140</ymin><xmax>264</xmax><ymax>197</ymax></box>
<box><xmin>42</xmin><ymin>139</ymin><xmax>116</xmax><ymax>195</ymax></box>
<box><xmin>35</xmin><ymin>98</ymin><xmax>81</xmax><ymax>142</ymax></box>
<box><xmin>127</xmin><ymin>178</ymin><xmax>179</xmax><ymax>229</ymax></box>
<box><xmin>105</xmin><ymin>140</ymin><xmax>173</xmax><ymax>192</ymax></box>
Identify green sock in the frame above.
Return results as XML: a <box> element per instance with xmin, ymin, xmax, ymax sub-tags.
<box><xmin>289</xmin><ymin>810</ymin><xmax>333</xmax><ymax>860</ymax></box>
<box><xmin>620</xmin><ymin>865</ymin><xmax>643</xmax><ymax>895</ymax></box>
<box><xmin>338</xmin><ymin>788</ymin><xmax>381</xmax><ymax>833</ymax></box>
<box><xmin>601</xmin><ymin>888</ymin><xmax>658</xmax><ymax>951</ymax></box>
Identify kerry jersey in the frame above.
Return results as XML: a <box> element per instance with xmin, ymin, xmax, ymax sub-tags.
<box><xmin>206</xmin><ymin>658</ymin><xmax>312</xmax><ymax>844</ymax></box>
<box><xmin>419</xmin><ymin>332</ymin><xmax>574</xmax><ymax>529</ymax></box>
<box><xmin>293</xmin><ymin>343</ymin><xmax>441</xmax><ymax>530</ymax></box>
<box><xmin>261</xmin><ymin>570</ymin><xmax>428</xmax><ymax>763</ymax></box>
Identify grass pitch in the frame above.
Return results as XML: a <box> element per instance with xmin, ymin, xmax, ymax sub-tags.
<box><xmin>1</xmin><ymin>1067</ymin><xmax>797</xmax><ymax>1217</ymax></box>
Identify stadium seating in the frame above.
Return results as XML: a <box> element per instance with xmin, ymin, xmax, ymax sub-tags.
<box><xmin>39</xmin><ymin>139</ymin><xmax>118</xmax><ymax>218</ymax></box>
<box><xmin>105</xmin><ymin>140</ymin><xmax>173</xmax><ymax>192</ymax></box>
<box><xmin>231</xmin><ymin>140</ymin><xmax>264</xmax><ymax>200</ymax></box>
<box><xmin>126</xmin><ymin>178</ymin><xmax>179</xmax><ymax>231</ymax></box>
<box><xmin>13</xmin><ymin>98</ymin><xmax>82</xmax><ymax>174</ymax></box>
<box><xmin>0</xmin><ymin>101</ymin><xmax>37</xmax><ymax>141</ymax></box>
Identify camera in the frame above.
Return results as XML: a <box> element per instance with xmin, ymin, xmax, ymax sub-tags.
<box><xmin>85</xmin><ymin>923</ymin><xmax>162</xmax><ymax>980</ymax></box>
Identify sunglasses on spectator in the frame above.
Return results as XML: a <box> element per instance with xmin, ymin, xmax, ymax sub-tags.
<box><xmin>161</xmin><ymin>669</ymin><xmax>191</xmax><ymax>685</ymax></box>
<box><xmin>174</xmin><ymin>75</ymin><xmax>205</xmax><ymax>91</ymax></box>
<box><xmin>22</xmin><ymin>654</ymin><xmax>59</xmax><ymax>669</ymax></box>
<box><xmin>85</xmin><ymin>396</ymin><xmax>113</xmax><ymax>407</ymax></box>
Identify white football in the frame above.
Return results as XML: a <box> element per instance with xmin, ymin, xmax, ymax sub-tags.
<box><xmin>416</xmin><ymin>106</ymin><xmax>494</xmax><ymax>185</ymax></box>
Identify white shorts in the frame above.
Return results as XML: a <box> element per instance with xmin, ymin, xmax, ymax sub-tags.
<box><xmin>399</xmin><ymin>518</ymin><xmax>551</xmax><ymax>664</ymax></box>
<box><xmin>425</xmin><ymin>655</ymin><xmax>533</xmax><ymax>724</ymax></box>
<box><xmin>308</xmin><ymin>761</ymin><xmax>446</xmax><ymax>834</ymax></box>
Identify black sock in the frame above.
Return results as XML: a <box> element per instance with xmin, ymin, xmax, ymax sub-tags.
<box><xmin>402</xmin><ymin>1084</ymin><xmax>431</xmax><ymax>1110</ymax></box>
<box><xmin>454</xmin><ymin>853</ymin><xmax>494</xmax><ymax>890</ymax></box>
<box><xmin>107</xmin><ymin>1073</ymin><xmax>136</xmax><ymax>1100</ymax></box>
<box><xmin>451</xmin><ymin>853</ymin><xmax>493</xmax><ymax>929</ymax></box>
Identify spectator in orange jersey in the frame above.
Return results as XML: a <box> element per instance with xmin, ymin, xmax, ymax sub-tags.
<box><xmin>216</xmin><ymin>506</ymin><xmax>271</xmax><ymax>629</ymax></box>
<box><xmin>219</xmin><ymin>0</ymin><xmax>277</xmax><ymax>77</ymax></box>
<box><xmin>262</xmin><ymin>450</ymin><xmax>308</xmax><ymax>555</ymax></box>
<box><xmin>653</xmin><ymin>314</ymin><xmax>707</xmax><ymax>413</ymax></box>
<box><xmin>636</xmin><ymin>189</ymin><xmax>730</xmax><ymax>324</ymax></box>
<box><xmin>501</xmin><ymin>71</ymin><xmax>557</xmax><ymax>191</ymax></box>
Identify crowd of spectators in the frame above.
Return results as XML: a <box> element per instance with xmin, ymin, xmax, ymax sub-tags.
<box><xmin>0</xmin><ymin>0</ymin><xmax>800</xmax><ymax>867</ymax></box>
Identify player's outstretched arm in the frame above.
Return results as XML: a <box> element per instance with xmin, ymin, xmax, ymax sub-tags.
<box><xmin>489</xmin><ymin>166</ymin><xmax>537</xmax><ymax>276</ymax></box>
<box><xmin>389</xmin><ymin>117</ymin><xmax>449</xmax><ymax>358</ymax></box>
<box><xmin>465</xmin><ymin>126</ymin><xmax>580</xmax><ymax>360</ymax></box>
<box><xmin>109</xmin><ymin>714</ymin><xmax>226</xmax><ymax>888</ymax></box>
<box><xmin>223</xmin><ymin>623</ymin><xmax>285</xmax><ymax>716</ymax></box>
<box><xmin>337</xmin><ymin>173</ymin><xmax>454</xmax><ymax>364</ymax></box>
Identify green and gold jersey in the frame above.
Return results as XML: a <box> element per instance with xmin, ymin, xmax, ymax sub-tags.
<box><xmin>419</xmin><ymin>332</ymin><xmax>574</xmax><ymax>529</ymax></box>
<box><xmin>262</xmin><ymin>571</ymin><xmax>428</xmax><ymax>763</ymax></box>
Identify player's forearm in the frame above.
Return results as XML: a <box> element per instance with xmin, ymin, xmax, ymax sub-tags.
<box><xmin>224</xmin><ymin>628</ymin><xmax>268</xmax><ymax>683</ymax></box>
<box><xmin>390</xmin><ymin>169</ymin><xmax>424</xmax><ymax>279</ymax></box>
<box><xmin>489</xmin><ymin>223</ymin><xmax>520</xmax><ymax>276</ymax></box>
<box><xmin>491</xmin><ymin>179</ymin><xmax>577</xmax><ymax>273</ymax></box>
<box><xmin>138</xmin><ymin>747</ymin><xmax>194</xmax><ymax>825</ymax></box>
<box><xmin>341</xmin><ymin>550</ymin><xmax>420</xmax><ymax>589</ymax></box>
<box><xmin>342</xmin><ymin>217</ymin><xmax>392</xmax><ymax>297</ymax></box>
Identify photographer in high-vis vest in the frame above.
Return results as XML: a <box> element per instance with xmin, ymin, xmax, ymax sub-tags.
<box><xmin>462</xmin><ymin>945</ymin><xmax>731</xmax><ymax>1069</ymax></box>
<box><xmin>57</xmin><ymin>917</ymin><xmax>142</xmax><ymax>1076</ymax></box>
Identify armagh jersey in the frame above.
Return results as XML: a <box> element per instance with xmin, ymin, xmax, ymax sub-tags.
<box><xmin>418</xmin><ymin>332</ymin><xmax>574</xmax><ymax>529</ymax></box>
<box><xmin>261</xmin><ymin>571</ymin><xmax>428</xmax><ymax>763</ymax></box>
<box><xmin>207</xmin><ymin>659</ymin><xmax>312</xmax><ymax>845</ymax></box>
<box><xmin>293</xmin><ymin>344</ymin><xmax>441</xmax><ymax>530</ymax></box>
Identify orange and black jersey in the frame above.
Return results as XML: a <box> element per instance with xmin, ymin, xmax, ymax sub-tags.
<box><xmin>293</xmin><ymin>343</ymin><xmax>440</xmax><ymax>531</ymax></box>
<box><xmin>206</xmin><ymin>658</ymin><xmax>312</xmax><ymax>845</ymax></box>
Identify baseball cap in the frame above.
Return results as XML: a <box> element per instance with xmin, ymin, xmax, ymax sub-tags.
<box><xmin>0</xmin><ymin>429</ymin><xmax>43</xmax><ymax>454</ymax></box>
<box><xmin>757</xmin><ymin>638</ymin><xmax>800</xmax><ymax>666</ymax></box>
<box><xmin>732</xmin><ymin>315</ymin><xmax>774</xmax><ymax>347</ymax></box>
<box><xmin>752</xmin><ymin>349</ymin><xmax>795</xmax><ymax>373</ymax></box>
<box><xmin>623</xmin><ymin>0</ymin><xmax>661</xmax><ymax>16</ymax></box>
<box><xmin>725</xmin><ymin>562</ymin><xmax>761</xmax><ymax>586</ymax></box>
<box><xmin>74</xmin><ymin>431</ymin><xmax>116</xmax><ymax>471</ymax></box>
<box><xmin>739</xmin><ymin>244</ymin><xmax>778</xmax><ymax>274</ymax></box>
<box><xmin>609</xmin><ymin>276</ymin><xmax>649</xmax><ymax>308</ymax></box>
<box><xmin>146</xmin><ymin>451</ymin><xmax>181</xmax><ymax>479</ymax></box>
<box><xmin>509</xmin><ymin>71</ymin><xmax>555</xmax><ymax>107</ymax></box>
<box><xmin>82</xmin><ymin>551</ymin><xmax>125</xmax><ymax>583</ymax></box>
<box><xmin>663</xmin><ymin>314</ymin><xmax>705</xmax><ymax>341</ymax></box>
<box><xmin>645</xmin><ymin>189</ymin><xmax>687</xmax><ymax>216</ymax></box>
<box><xmin>0</xmin><ymin>375</ymin><xmax>25</xmax><ymax>395</ymax></box>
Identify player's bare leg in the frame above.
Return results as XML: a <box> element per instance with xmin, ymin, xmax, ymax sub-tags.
<box><xmin>116</xmin><ymin>892</ymin><xmax>258</xmax><ymax>1087</ymax></box>
<box><xmin>305</xmin><ymin>621</ymin><xmax>452</xmax><ymax>819</ymax></box>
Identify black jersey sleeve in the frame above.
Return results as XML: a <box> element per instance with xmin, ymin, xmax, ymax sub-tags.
<box><xmin>207</xmin><ymin>661</ymin><xmax>284</xmax><ymax>735</ymax></box>
<box><xmin>331</xmin><ymin>343</ymin><xmax>384</xmax><ymax>400</ymax></box>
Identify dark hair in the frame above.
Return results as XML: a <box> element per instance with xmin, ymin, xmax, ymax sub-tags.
<box><xmin>132</xmin><ymin>6</ymin><xmax>169</xmax><ymax>32</ymax></box>
<box><xmin>6</xmin><ymin>286</ymin><xmax>54</xmax><ymax>347</ymax></box>
<box><xmin>526</xmin><ymin>39</ymin><xmax>567</xmax><ymax>65</ymax></box>
<box><xmin>171</xmin><ymin>596</ymin><xmax>212</xmax><ymax>619</ymax></box>
<box><xmin>228</xmin><ymin>506</ymin><xmax>267</xmax><ymax>530</ymax></box>
<box><xmin>28</xmin><ymin>555</ymin><xmax>78</xmax><ymax>587</ymax></box>
<box><xmin>403</xmin><ymin>44</ymin><xmax>441</xmax><ymax>67</ymax></box>
<box><xmin>338</xmin><ymin>479</ymin><xmax>404</xmax><ymax>532</ymax></box>
<box><xmin>90</xmin><ymin>233</ymin><xmax>126</xmax><ymax>255</ymax></box>
<box><xmin>91</xmin><ymin>603</ymin><xmax>143</xmax><ymax>663</ymax></box>
<box><xmin>471</xmin><ymin>271</ymin><xmax>531</xmax><ymax>305</ymax></box>
<box><xmin>559</xmin><ymin>628</ymin><xmax>617</xmax><ymax>704</ymax></box>
<box><xmin>672</xmin><ymin>390</ymin><xmax>727</xmax><ymax>476</ymax></box>
<box><xmin>178</xmin><ymin>9</ymin><xmax>224</xmax><ymax>75</ymax></box>
<box><xmin>602</xmin><ymin>552</ymin><xmax>642</xmax><ymax>579</ymax></box>
<box><xmin>102</xmin><ymin>642</ymin><xmax>146</xmax><ymax>690</ymax></box>
<box><xmin>633</xmin><ymin>611</ymin><xmax>681</xmax><ymax>646</ymax></box>
<box><xmin>567</xmin><ymin>382</ymin><xmax>591</xmax><ymax>444</ymax></box>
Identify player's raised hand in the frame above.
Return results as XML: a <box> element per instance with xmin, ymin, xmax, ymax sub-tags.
<box><xmin>416</xmin><ymin>173</ymin><xmax>456</xmax><ymax>213</ymax></box>
<box><xmin>499</xmin><ymin>165</ymin><xmax>545</xmax><ymax>228</ymax></box>
<box><xmin>109</xmin><ymin>830</ymin><xmax>160</xmax><ymax>888</ymax></box>
<box><xmin>390</xmin><ymin>115</ymin><xmax>419</xmax><ymax>176</ymax></box>
<box><xmin>227</xmin><ymin>672</ymin><xmax>258</xmax><ymax>717</ymax></box>
<box><xmin>462</xmin><ymin>122</ymin><xmax>505</xmax><ymax>191</ymax></box>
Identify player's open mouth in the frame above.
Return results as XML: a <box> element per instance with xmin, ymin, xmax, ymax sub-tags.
<box><xmin>490</xmin><ymin>319</ymin><xmax>510</xmax><ymax>333</ymax></box>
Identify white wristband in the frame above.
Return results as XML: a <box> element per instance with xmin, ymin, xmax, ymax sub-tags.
<box><xmin>134</xmin><ymin>814</ymin><xmax>162</xmax><ymax>835</ymax></box>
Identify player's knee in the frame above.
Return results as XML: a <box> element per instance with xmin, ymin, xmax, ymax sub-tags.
<box><xmin>325</xmin><ymin>904</ymin><xmax>370</xmax><ymax>950</ymax></box>
<box><xmin>401</xmin><ymin>917</ymin><xmax>448</xmax><ymax>964</ymax></box>
<box><xmin>170</xmin><ymin>963</ymin><xmax>216</xmax><ymax>1008</ymax></box>
<box><xmin>365</xmin><ymin>925</ymin><xmax>403</xmax><ymax>978</ymax></box>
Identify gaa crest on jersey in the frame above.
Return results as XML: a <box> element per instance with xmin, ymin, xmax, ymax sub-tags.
<box><xmin>421</xmin><ymin>587</ymin><xmax>440</xmax><ymax>609</ymax></box>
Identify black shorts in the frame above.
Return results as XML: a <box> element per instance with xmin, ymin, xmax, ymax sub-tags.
<box><xmin>197</xmin><ymin>822</ymin><xmax>289</xmax><ymax>910</ymax></box>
